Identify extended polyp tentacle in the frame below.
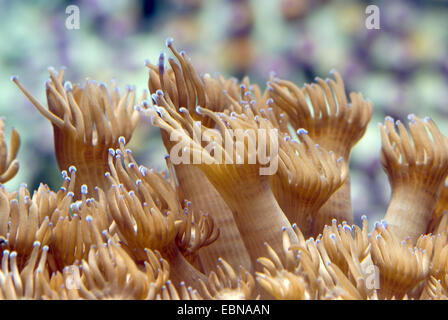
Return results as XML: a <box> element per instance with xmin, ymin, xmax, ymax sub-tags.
<box><xmin>0</xmin><ymin>117</ymin><xmax>20</xmax><ymax>184</ymax></box>
<box><xmin>271</xmin><ymin>130</ymin><xmax>348</xmax><ymax>238</ymax></box>
<box><xmin>12</xmin><ymin>70</ymin><xmax>143</xmax><ymax>200</ymax></box>
<box><xmin>381</xmin><ymin>115</ymin><xmax>448</xmax><ymax>242</ymax></box>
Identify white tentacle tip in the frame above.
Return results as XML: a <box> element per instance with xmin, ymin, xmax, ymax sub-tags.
<box><xmin>165</xmin><ymin>37</ymin><xmax>174</xmax><ymax>47</ymax></box>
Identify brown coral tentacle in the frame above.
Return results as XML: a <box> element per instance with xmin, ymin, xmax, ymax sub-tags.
<box><xmin>380</xmin><ymin>115</ymin><xmax>448</xmax><ymax>241</ymax></box>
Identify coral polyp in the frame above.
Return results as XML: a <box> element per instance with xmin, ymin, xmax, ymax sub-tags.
<box><xmin>1</xmin><ymin>39</ymin><xmax>447</xmax><ymax>300</ymax></box>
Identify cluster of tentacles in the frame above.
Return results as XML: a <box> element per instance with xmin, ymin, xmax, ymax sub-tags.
<box><xmin>1</xmin><ymin>39</ymin><xmax>447</xmax><ymax>299</ymax></box>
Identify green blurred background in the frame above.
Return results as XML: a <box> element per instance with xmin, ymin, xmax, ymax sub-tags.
<box><xmin>1</xmin><ymin>0</ymin><xmax>448</xmax><ymax>224</ymax></box>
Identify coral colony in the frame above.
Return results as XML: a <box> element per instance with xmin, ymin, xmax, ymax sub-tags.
<box><xmin>0</xmin><ymin>38</ymin><xmax>447</xmax><ymax>300</ymax></box>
